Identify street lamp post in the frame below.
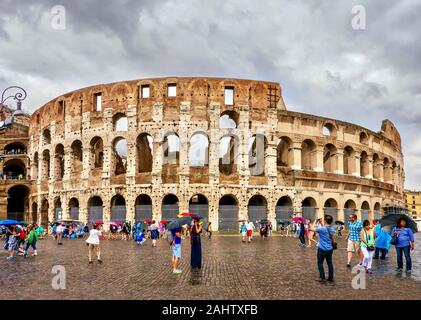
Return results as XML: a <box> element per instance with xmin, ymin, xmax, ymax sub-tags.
<box><xmin>1</xmin><ymin>86</ymin><xmax>27</xmax><ymax>115</ymax></box>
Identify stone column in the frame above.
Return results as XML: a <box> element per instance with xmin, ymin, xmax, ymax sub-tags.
<box><xmin>63</xmin><ymin>146</ymin><xmax>72</xmax><ymax>182</ymax></box>
<box><xmin>208</xmin><ymin>103</ymin><xmax>220</xmax><ymax>185</ymax></box>
<box><xmin>314</xmin><ymin>145</ymin><xmax>324</xmax><ymax>172</ymax></box>
<box><xmin>334</xmin><ymin>150</ymin><xmax>344</xmax><ymax>174</ymax></box>
<box><xmin>291</xmin><ymin>142</ymin><xmax>302</xmax><ymax>170</ymax></box>
<box><xmin>125</xmin><ymin>141</ymin><xmax>136</xmax><ymax>185</ymax></box>
<box><xmin>179</xmin><ymin>102</ymin><xmax>190</xmax><ymax>186</ymax></box>
<box><xmin>353</xmin><ymin>154</ymin><xmax>361</xmax><ymax>177</ymax></box>
<box><xmin>238</xmin><ymin>105</ymin><xmax>250</xmax><ymax>185</ymax></box>
<box><xmin>266</xmin><ymin>136</ymin><xmax>278</xmax><ymax>186</ymax></box>
<box><xmin>82</xmin><ymin>146</ymin><xmax>91</xmax><ymax>181</ymax></box>
<box><xmin>367</xmin><ymin>155</ymin><xmax>374</xmax><ymax>179</ymax></box>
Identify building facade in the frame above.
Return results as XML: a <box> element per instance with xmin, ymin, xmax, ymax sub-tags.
<box><xmin>404</xmin><ymin>190</ymin><xmax>421</xmax><ymax>219</ymax></box>
<box><xmin>0</xmin><ymin>77</ymin><xmax>405</xmax><ymax>230</ymax></box>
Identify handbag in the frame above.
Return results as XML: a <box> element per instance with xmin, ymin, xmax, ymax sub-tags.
<box><xmin>364</xmin><ymin>230</ymin><xmax>375</xmax><ymax>251</ymax></box>
<box><xmin>390</xmin><ymin>234</ymin><xmax>398</xmax><ymax>245</ymax></box>
<box><xmin>326</xmin><ymin>226</ymin><xmax>338</xmax><ymax>250</ymax></box>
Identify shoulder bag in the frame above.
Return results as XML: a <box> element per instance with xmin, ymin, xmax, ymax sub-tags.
<box><xmin>326</xmin><ymin>226</ymin><xmax>338</xmax><ymax>250</ymax></box>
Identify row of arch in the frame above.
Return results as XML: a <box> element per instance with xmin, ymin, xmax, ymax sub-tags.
<box><xmin>30</xmin><ymin>193</ymin><xmax>383</xmax><ymax>230</ymax></box>
<box><xmin>30</xmin><ymin>133</ymin><xmax>401</xmax><ymax>182</ymax></box>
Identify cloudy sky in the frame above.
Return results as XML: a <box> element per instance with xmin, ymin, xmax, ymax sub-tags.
<box><xmin>1</xmin><ymin>0</ymin><xmax>420</xmax><ymax>189</ymax></box>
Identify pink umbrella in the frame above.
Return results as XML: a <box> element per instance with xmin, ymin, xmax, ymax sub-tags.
<box><xmin>293</xmin><ymin>216</ymin><xmax>306</xmax><ymax>223</ymax></box>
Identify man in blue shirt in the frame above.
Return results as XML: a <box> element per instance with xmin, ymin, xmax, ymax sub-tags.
<box><xmin>346</xmin><ymin>213</ymin><xmax>363</xmax><ymax>267</ymax></box>
<box><xmin>315</xmin><ymin>215</ymin><xmax>335</xmax><ymax>283</ymax></box>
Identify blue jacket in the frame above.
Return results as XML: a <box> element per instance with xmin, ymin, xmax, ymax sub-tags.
<box><xmin>374</xmin><ymin>224</ymin><xmax>391</xmax><ymax>250</ymax></box>
<box><xmin>391</xmin><ymin>227</ymin><xmax>414</xmax><ymax>248</ymax></box>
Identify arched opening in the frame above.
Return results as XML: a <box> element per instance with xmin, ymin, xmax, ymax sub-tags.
<box><xmin>31</xmin><ymin>202</ymin><xmax>38</xmax><ymax>224</ymax></box>
<box><xmin>276</xmin><ymin>196</ymin><xmax>293</xmax><ymax>229</ymax></box>
<box><xmin>249</xmin><ymin>134</ymin><xmax>267</xmax><ymax>176</ymax></box>
<box><xmin>136</xmin><ymin>133</ymin><xmax>153</xmax><ymax>173</ymax></box>
<box><xmin>323</xmin><ymin>144</ymin><xmax>338</xmax><ymax>173</ymax></box>
<box><xmin>219</xmin><ymin>134</ymin><xmax>239</xmax><ymax>175</ymax></box>
<box><xmin>343</xmin><ymin>146</ymin><xmax>355</xmax><ymax>175</ymax></box>
<box><xmin>301</xmin><ymin>139</ymin><xmax>316</xmax><ymax>170</ymax></box>
<box><xmin>360</xmin><ymin>151</ymin><xmax>369</xmax><ymax>178</ymax></box>
<box><xmin>43</xmin><ymin>129</ymin><xmax>51</xmax><ymax>145</ymax></box>
<box><xmin>374</xmin><ymin>202</ymin><xmax>381</xmax><ymax>220</ymax></box>
<box><xmin>3</xmin><ymin>158</ymin><xmax>26</xmax><ymax>180</ymax></box>
<box><xmin>113</xmin><ymin>137</ymin><xmax>127</xmax><ymax>175</ymax></box>
<box><xmin>69</xmin><ymin>198</ymin><xmax>79</xmax><ymax>220</ymax></box>
<box><xmin>189</xmin><ymin>132</ymin><xmax>209</xmax><ymax>167</ymax></box>
<box><xmin>41</xmin><ymin>150</ymin><xmax>50</xmax><ymax>180</ymax></box>
<box><xmin>88</xmin><ymin>196</ymin><xmax>103</xmax><ymax>225</ymax></box>
<box><xmin>302</xmin><ymin>197</ymin><xmax>317</xmax><ymax>222</ymax></box>
<box><xmin>189</xmin><ymin>194</ymin><xmax>209</xmax><ymax>223</ymax></box>
<box><xmin>277</xmin><ymin>137</ymin><xmax>292</xmax><ymax>167</ymax></box>
<box><xmin>219</xmin><ymin>110</ymin><xmax>239</xmax><ymax>128</ymax></box>
<box><xmin>360</xmin><ymin>132</ymin><xmax>368</xmax><ymax>145</ymax></box>
<box><xmin>54</xmin><ymin>144</ymin><xmax>65</xmax><ymax>180</ymax></box>
<box><xmin>248</xmin><ymin>194</ymin><xmax>268</xmax><ymax>222</ymax></box>
<box><xmin>162</xmin><ymin>132</ymin><xmax>180</xmax><ymax>165</ymax></box>
<box><xmin>323</xmin><ymin>198</ymin><xmax>338</xmax><ymax>222</ymax></box>
<box><xmin>113</xmin><ymin>113</ymin><xmax>128</xmax><ymax>132</ymax></box>
<box><xmin>218</xmin><ymin>194</ymin><xmax>239</xmax><ymax>231</ymax></box>
<box><xmin>161</xmin><ymin>194</ymin><xmax>179</xmax><ymax>220</ymax></box>
<box><xmin>90</xmin><ymin>136</ymin><xmax>104</xmax><ymax>170</ymax></box>
<box><xmin>135</xmin><ymin>194</ymin><xmax>152</xmax><ymax>222</ymax></box>
<box><xmin>53</xmin><ymin>197</ymin><xmax>62</xmax><ymax>221</ymax></box>
<box><xmin>361</xmin><ymin>201</ymin><xmax>370</xmax><ymax>221</ymax></box>
<box><xmin>4</xmin><ymin>142</ymin><xmax>26</xmax><ymax>155</ymax></box>
<box><xmin>322</xmin><ymin>123</ymin><xmax>336</xmax><ymax>136</ymax></box>
<box><xmin>110</xmin><ymin>194</ymin><xmax>126</xmax><ymax>222</ymax></box>
<box><xmin>71</xmin><ymin>140</ymin><xmax>83</xmax><ymax>176</ymax></box>
<box><xmin>40</xmin><ymin>198</ymin><xmax>49</xmax><ymax>227</ymax></box>
<box><xmin>7</xmin><ymin>185</ymin><xmax>29</xmax><ymax>221</ymax></box>
<box><xmin>344</xmin><ymin>199</ymin><xmax>357</xmax><ymax>228</ymax></box>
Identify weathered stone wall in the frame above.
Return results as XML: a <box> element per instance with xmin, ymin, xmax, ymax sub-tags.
<box><xmin>25</xmin><ymin>77</ymin><xmax>404</xmax><ymax>229</ymax></box>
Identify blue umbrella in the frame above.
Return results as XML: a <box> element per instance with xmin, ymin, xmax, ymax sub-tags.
<box><xmin>167</xmin><ymin>216</ymin><xmax>193</xmax><ymax>230</ymax></box>
<box><xmin>0</xmin><ymin>219</ymin><xmax>20</xmax><ymax>226</ymax></box>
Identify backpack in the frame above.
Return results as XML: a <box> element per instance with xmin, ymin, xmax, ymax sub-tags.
<box><xmin>20</xmin><ymin>228</ymin><xmax>27</xmax><ymax>240</ymax></box>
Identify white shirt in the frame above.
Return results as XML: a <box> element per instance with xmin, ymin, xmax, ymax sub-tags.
<box><xmin>246</xmin><ymin>222</ymin><xmax>255</xmax><ymax>231</ymax></box>
<box><xmin>86</xmin><ymin>229</ymin><xmax>102</xmax><ymax>245</ymax></box>
<box><xmin>56</xmin><ymin>225</ymin><xmax>65</xmax><ymax>233</ymax></box>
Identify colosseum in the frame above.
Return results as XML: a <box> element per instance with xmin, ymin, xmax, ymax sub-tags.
<box><xmin>0</xmin><ymin>77</ymin><xmax>405</xmax><ymax>230</ymax></box>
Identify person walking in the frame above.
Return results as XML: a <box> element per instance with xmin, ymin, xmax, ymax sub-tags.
<box><xmin>373</xmin><ymin>222</ymin><xmax>391</xmax><ymax>260</ymax></box>
<box><xmin>24</xmin><ymin>225</ymin><xmax>38</xmax><ymax>258</ymax></box>
<box><xmin>360</xmin><ymin>220</ymin><xmax>376</xmax><ymax>274</ymax></box>
<box><xmin>391</xmin><ymin>218</ymin><xmax>415</xmax><ymax>273</ymax></box>
<box><xmin>5</xmin><ymin>224</ymin><xmax>20</xmax><ymax>261</ymax></box>
<box><xmin>314</xmin><ymin>215</ymin><xmax>335</xmax><ymax>283</ymax></box>
<box><xmin>240</xmin><ymin>222</ymin><xmax>247</xmax><ymax>242</ymax></box>
<box><xmin>298</xmin><ymin>218</ymin><xmax>306</xmax><ymax>247</ymax></box>
<box><xmin>86</xmin><ymin>224</ymin><xmax>103</xmax><ymax>264</ymax></box>
<box><xmin>206</xmin><ymin>222</ymin><xmax>213</xmax><ymax>239</ymax></box>
<box><xmin>246</xmin><ymin>220</ymin><xmax>255</xmax><ymax>243</ymax></box>
<box><xmin>346</xmin><ymin>214</ymin><xmax>363</xmax><ymax>267</ymax></box>
<box><xmin>190</xmin><ymin>219</ymin><xmax>202</xmax><ymax>269</ymax></box>
<box><xmin>149</xmin><ymin>220</ymin><xmax>159</xmax><ymax>247</ymax></box>
<box><xmin>171</xmin><ymin>227</ymin><xmax>183</xmax><ymax>274</ymax></box>
<box><xmin>56</xmin><ymin>223</ymin><xmax>64</xmax><ymax>245</ymax></box>
<box><xmin>337</xmin><ymin>224</ymin><xmax>343</xmax><ymax>237</ymax></box>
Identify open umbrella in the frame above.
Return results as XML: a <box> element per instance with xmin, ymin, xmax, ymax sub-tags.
<box><xmin>19</xmin><ymin>221</ymin><xmax>29</xmax><ymax>226</ymax></box>
<box><xmin>379</xmin><ymin>214</ymin><xmax>418</xmax><ymax>233</ymax></box>
<box><xmin>278</xmin><ymin>219</ymin><xmax>291</xmax><ymax>226</ymax></box>
<box><xmin>335</xmin><ymin>221</ymin><xmax>345</xmax><ymax>225</ymax></box>
<box><xmin>0</xmin><ymin>219</ymin><xmax>20</xmax><ymax>226</ymax></box>
<box><xmin>178</xmin><ymin>212</ymin><xmax>203</xmax><ymax>219</ymax></box>
<box><xmin>144</xmin><ymin>219</ymin><xmax>153</xmax><ymax>224</ymax></box>
<box><xmin>159</xmin><ymin>220</ymin><xmax>168</xmax><ymax>225</ymax></box>
<box><xmin>259</xmin><ymin>219</ymin><xmax>269</xmax><ymax>224</ymax></box>
<box><xmin>167</xmin><ymin>216</ymin><xmax>193</xmax><ymax>230</ymax></box>
<box><xmin>94</xmin><ymin>221</ymin><xmax>104</xmax><ymax>225</ymax></box>
<box><xmin>293</xmin><ymin>216</ymin><xmax>305</xmax><ymax>223</ymax></box>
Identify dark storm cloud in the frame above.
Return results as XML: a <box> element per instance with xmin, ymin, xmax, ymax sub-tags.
<box><xmin>0</xmin><ymin>0</ymin><xmax>420</xmax><ymax>188</ymax></box>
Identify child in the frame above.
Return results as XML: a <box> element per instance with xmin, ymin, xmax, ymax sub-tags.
<box><xmin>172</xmin><ymin>228</ymin><xmax>182</xmax><ymax>274</ymax></box>
<box><xmin>24</xmin><ymin>225</ymin><xmax>38</xmax><ymax>257</ymax></box>
<box><xmin>136</xmin><ymin>229</ymin><xmax>146</xmax><ymax>245</ymax></box>
<box><xmin>86</xmin><ymin>224</ymin><xmax>103</xmax><ymax>264</ymax></box>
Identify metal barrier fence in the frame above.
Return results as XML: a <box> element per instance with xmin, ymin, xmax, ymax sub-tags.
<box><xmin>111</xmin><ymin>205</ymin><xmax>126</xmax><ymax>222</ymax></box>
<box><xmin>218</xmin><ymin>205</ymin><xmax>239</xmax><ymax>231</ymax></box>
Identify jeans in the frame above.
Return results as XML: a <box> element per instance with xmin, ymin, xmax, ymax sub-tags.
<box><xmin>299</xmin><ymin>233</ymin><xmax>306</xmax><ymax>245</ymax></box>
<box><xmin>396</xmin><ymin>246</ymin><xmax>412</xmax><ymax>271</ymax></box>
<box><xmin>374</xmin><ymin>247</ymin><xmax>388</xmax><ymax>259</ymax></box>
<box><xmin>317</xmin><ymin>248</ymin><xmax>334</xmax><ymax>281</ymax></box>
<box><xmin>24</xmin><ymin>241</ymin><xmax>37</xmax><ymax>254</ymax></box>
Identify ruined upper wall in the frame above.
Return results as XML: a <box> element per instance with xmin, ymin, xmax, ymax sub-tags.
<box><xmin>29</xmin><ymin>77</ymin><xmax>284</xmax><ymax>136</ymax></box>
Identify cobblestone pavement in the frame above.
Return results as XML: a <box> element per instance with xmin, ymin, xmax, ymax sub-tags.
<box><xmin>1</xmin><ymin>234</ymin><xmax>421</xmax><ymax>300</ymax></box>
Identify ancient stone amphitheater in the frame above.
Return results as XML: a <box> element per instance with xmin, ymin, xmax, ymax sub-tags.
<box><xmin>0</xmin><ymin>77</ymin><xmax>405</xmax><ymax>230</ymax></box>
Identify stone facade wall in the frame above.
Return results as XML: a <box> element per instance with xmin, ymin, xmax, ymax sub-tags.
<box><xmin>25</xmin><ymin>77</ymin><xmax>404</xmax><ymax>229</ymax></box>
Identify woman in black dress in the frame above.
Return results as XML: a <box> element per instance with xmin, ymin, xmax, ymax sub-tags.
<box><xmin>190</xmin><ymin>219</ymin><xmax>202</xmax><ymax>269</ymax></box>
